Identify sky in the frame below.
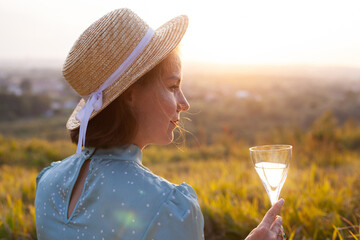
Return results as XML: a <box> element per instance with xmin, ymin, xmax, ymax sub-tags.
<box><xmin>1</xmin><ymin>0</ymin><xmax>360</xmax><ymax>67</ymax></box>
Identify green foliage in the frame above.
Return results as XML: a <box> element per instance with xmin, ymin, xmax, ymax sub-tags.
<box><xmin>0</xmin><ymin>92</ymin><xmax>50</xmax><ymax>121</ymax></box>
<box><xmin>0</xmin><ymin>166</ymin><xmax>37</xmax><ymax>240</ymax></box>
<box><xmin>0</xmin><ymin>116</ymin><xmax>70</xmax><ymax>140</ymax></box>
<box><xmin>1</xmin><ymin>112</ymin><xmax>360</xmax><ymax>239</ymax></box>
<box><xmin>147</xmin><ymin>157</ymin><xmax>360</xmax><ymax>240</ymax></box>
<box><xmin>0</xmin><ymin>135</ymin><xmax>75</xmax><ymax>168</ymax></box>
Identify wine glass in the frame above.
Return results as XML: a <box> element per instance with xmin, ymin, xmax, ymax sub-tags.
<box><xmin>249</xmin><ymin>145</ymin><xmax>292</xmax><ymax>206</ymax></box>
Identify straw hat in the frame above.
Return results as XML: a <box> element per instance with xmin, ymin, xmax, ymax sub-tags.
<box><xmin>63</xmin><ymin>8</ymin><xmax>188</xmax><ymax>130</ymax></box>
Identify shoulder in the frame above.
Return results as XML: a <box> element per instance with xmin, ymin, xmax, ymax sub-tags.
<box><xmin>141</xmin><ymin>182</ymin><xmax>204</xmax><ymax>240</ymax></box>
<box><xmin>36</xmin><ymin>161</ymin><xmax>62</xmax><ymax>186</ymax></box>
<box><xmin>120</xmin><ymin>162</ymin><xmax>200</xmax><ymax>205</ymax></box>
<box><xmin>97</xmin><ymin>158</ymin><xmax>177</xmax><ymax>195</ymax></box>
<box><xmin>97</xmin><ymin>158</ymin><xmax>200</xmax><ymax>203</ymax></box>
<box><xmin>90</xmin><ymin>160</ymin><xmax>204</xmax><ymax>238</ymax></box>
<box><xmin>35</xmin><ymin>154</ymin><xmax>79</xmax><ymax>186</ymax></box>
<box><xmin>163</xmin><ymin>182</ymin><xmax>202</xmax><ymax>220</ymax></box>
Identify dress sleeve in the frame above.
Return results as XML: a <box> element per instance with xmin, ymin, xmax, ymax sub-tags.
<box><xmin>142</xmin><ymin>183</ymin><xmax>204</xmax><ymax>240</ymax></box>
<box><xmin>36</xmin><ymin>161</ymin><xmax>61</xmax><ymax>187</ymax></box>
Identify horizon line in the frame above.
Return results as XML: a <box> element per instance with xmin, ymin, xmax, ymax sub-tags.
<box><xmin>1</xmin><ymin>57</ymin><xmax>360</xmax><ymax>70</ymax></box>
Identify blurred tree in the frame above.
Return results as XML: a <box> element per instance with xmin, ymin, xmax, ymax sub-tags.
<box><xmin>0</xmin><ymin>83</ymin><xmax>8</xmax><ymax>93</ymax></box>
<box><xmin>307</xmin><ymin>111</ymin><xmax>343</xmax><ymax>166</ymax></box>
<box><xmin>20</xmin><ymin>78</ymin><xmax>32</xmax><ymax>95</ymax></box>
<box><xmin>339</xmin><ymin>118</ymin><xmax>360</xmax><ymax>151</ymax></box>
<box><xmin>0</xmin><ymin>92</ymin><xmax>50</xmax><ymax>121</ymax></box>
<box><xmin>343</xmin><ymin>90</ymin><xmax>357</xmax><ymax>102</ymax></box>
<box><xmin>310</xmin><ymin>111</ymin><xmax>338</xmax><ymax>143</ymax></box>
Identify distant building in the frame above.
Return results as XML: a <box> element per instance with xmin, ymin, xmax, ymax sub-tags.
<box><xmin>204</xmin><ymin>93</ymin><xmax>217</xmax><ymax>102</ymax></box>
<box><xmin>7</xmin><ymin>83</ymin><xmax>22</xmax><ymax>95</ymax></box>
<box><xmin>0</xmin><ymin>71</ymin><xmax>7</xmax><ymax>80</ymax></box>
<box><xmin>236</xmin><ymin>90</ymin><xmax>250</xmax><ymax>99</ymax></box>
<box><xmin>235</xmin><ymin>90</ymin><xmax>262</xmax><ymax>101</ymax></box>
<box><xmin>32</xmin><ymin>78</ymin><xmax>64</xmax><ymax>95</ymax></box>
<box><xmin>63</xmin><ymin>100</ymin><xmax>78</xmax><ymax>109</ymax></box>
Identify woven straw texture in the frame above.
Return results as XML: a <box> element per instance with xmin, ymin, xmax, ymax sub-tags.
<box><xmin>63</xmin><ymin>8</ymin><xmax>188</xmax><ymax>130</ymax></box>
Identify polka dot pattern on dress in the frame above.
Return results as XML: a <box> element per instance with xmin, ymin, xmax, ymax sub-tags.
<box><xmin>34</xmin><ymin>145</ymin><xmax>204</xmax><ymax>240</ymax></box>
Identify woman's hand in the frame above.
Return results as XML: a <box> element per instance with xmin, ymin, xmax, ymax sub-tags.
<box><xmin>245</xmin><ymin>199</ymin><xmax>285</xmax><ymax>240</ymax></box>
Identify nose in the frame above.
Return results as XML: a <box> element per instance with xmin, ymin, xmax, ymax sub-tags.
<box><xmin>177</xmin><ymin>90</ymin><xmax>190</xmax><ymax>112</ymax></box>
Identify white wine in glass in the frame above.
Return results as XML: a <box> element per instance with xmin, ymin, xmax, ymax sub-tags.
<box><xmin>249</xmin><ymin>145</ymin><xmax>292</xmax><ymax>205</ymax></box>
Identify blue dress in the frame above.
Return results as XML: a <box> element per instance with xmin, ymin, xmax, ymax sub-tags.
<box><xmin>35</xmin><ymin>145</ymin><xmax>204</xmax><ymax>240</ymax></box>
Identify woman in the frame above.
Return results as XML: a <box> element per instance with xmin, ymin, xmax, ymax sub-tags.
<box><xmin>35</xmin><ymin>8</ymin><xmax>284</xmax><ymax>240</ymax></box>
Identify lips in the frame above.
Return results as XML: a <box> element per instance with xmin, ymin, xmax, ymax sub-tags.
<box><xmin>170</xmin><ymin>120</ymin><xmax>179</xmax><ymax>126</ymax></box>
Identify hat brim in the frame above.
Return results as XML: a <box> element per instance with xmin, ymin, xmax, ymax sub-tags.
<box><xmin>66</xmin><ymin>15</ymin><xmax>188</xmax><ymax>130</ymax></box>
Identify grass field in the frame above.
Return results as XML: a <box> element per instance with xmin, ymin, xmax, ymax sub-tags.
<box><xmin>0</xmin><ymin>135</ymin><xmax>359</xmax><ymax>240</ymax></box>
<box><xmin>2</xmin><ymin>50</ymin><xmax>360</xmax><ymax>240</ymax></box>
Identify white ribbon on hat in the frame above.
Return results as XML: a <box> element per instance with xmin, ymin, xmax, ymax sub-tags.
<box><xmin>75</xmin><ymin>28</ymin><xmax>155</xmax><ymax>154</ymax></box>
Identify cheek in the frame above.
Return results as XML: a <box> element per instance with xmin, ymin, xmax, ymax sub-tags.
<box><xmin>135</xmin><ymin>93</ymin><xmax>173</xmax><ymax>126</ymax></box>
<box><xmin>156</xmin><ymin>91</ymin><xmax>177</xmax><ymax>115</ymax></box>
<box><xmin>134</xmin><ymin>88</ymin><xmax>177</xmax><ymax>133</ymax></box>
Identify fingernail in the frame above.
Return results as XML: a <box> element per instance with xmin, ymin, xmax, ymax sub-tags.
<box><xmin>279</xmin><ymin>198</ymin><xmax>285</xmax><ymax>205</ymax></box>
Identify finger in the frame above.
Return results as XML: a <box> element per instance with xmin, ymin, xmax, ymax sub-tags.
<box><xmin>280</xmin><ymin>225</ymin><xmax>285</xmax><ymax>235</ymax></box>
<box><xmin>281</xmin><ymin>226</ymin><xmax>286</xmax><ymax>240</ymax></box>
<box><xmin>259</xmin><ymin>199</ymin><xmax>284</xmax><ymax>228</ymax></box>
<box><xmin>270</xmin><ymin>215</ymin><xmax>283</xmax><ymax>232</ymax></box>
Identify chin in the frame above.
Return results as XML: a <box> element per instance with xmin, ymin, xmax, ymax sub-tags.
<box><xmin>158</xmin><ymin>133</ymin><xmax>174</xmax><ymax>145</ymax></box>
<box><xmin>150</xmin><ymin>128</ymin><xmax>174</xmax><ymax>146</ymax></box>
<box><xmin>164</xmin><ymin>135</ymin><xmax>174</xmax><ymax>145</ymax></box>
